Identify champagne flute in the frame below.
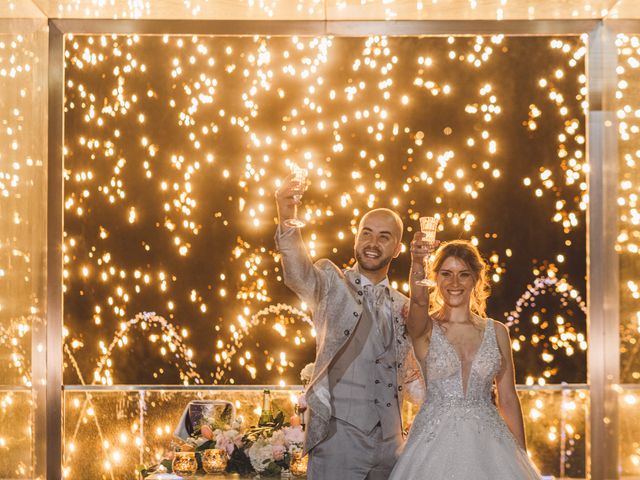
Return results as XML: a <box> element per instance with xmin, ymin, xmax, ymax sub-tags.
<box><xmin>416</xmin><ymin>216</ymin><xmax>438</xmax><ymax>287</ymax></box>
<box><xmin>282</xmin><ymin>163</ymin><xmax>308</xmax><ymax>229</ymax></box>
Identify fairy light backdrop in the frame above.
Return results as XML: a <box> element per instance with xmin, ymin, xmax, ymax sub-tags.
<box><xmin>54</xmin><ymin>33</ymin><xmax>594</xmax><ymax>478</ymax></box>
<box><xmin>62</xmin><ymin>34</ymin><xmax>587</xmax><ymax>388</ymax></box>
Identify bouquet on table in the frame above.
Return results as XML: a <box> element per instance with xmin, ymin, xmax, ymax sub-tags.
<box><xmin>242</xmin><ymin>413</ymin><xmax>305</xmax><ymax>475</ymax></box>
<box><xmin>139</xmin><ymin>386</ymin><xmax>308</xmax><ymax>478</ymax></box>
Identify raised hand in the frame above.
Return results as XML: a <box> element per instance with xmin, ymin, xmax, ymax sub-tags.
<box><xmin>275</xmin><ymin>173</ymin><xmax>307</xmax><ymax>228</ymax></box>
<box><xmin>410</xmin><ymin>231</ymin><xmax>439</xmax><ymax>269</ymax></box>
<box><xmin>409</xmin><ymin>231</ymin><xmax>440</xmax><ymax>304</ymax></box>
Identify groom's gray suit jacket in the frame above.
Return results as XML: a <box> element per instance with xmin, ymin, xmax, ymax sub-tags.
<box><xmin>275</xmin><ymin>227</ymin><xmax>424</xmax><ymax>454</ymax></box>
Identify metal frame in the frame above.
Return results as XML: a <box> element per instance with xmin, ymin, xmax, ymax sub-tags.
<box><xmin>64</xmin><ymin>384</ymin><xmax>305</xmax><ymax>391</ymax></box>
<box><xmin>45</xmin><ymin>18</ymin><xmax>624</xmax><ymax>480</ymax></box>
<box><xmin>49</xmin><ymin>18</ymin><xmax>601</xmax><ymax>35</ymax></box>
<box><xmin>587</xmin><ymin>23</ymin><xmax>620</xmax><ymax>480</ymax></box>
<box><xmin>62</xmin><ymin>383</ymin><xmax>587</xmax><ymax>392</ymax></box>
<box><xmin>46</xmin><ymin>20</ymin><xmax>64</xmax><ymax>480</ymax></box>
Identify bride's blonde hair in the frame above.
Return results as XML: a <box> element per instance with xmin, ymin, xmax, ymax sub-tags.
<box><xmin>428</xmin><ymin>240</ymin><xmax>490</xmax><ymax>322</ymax></box>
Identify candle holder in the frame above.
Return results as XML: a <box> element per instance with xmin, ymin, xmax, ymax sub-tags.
<box><xmin>202</xmin><ymin>448</ymin><xmax>228</xmax><ymax>474</ymax></box>
<box><xmin>289</xmin><ymin>448</ymin><xmax>308</xmax><ymax>477</ymax></box>
<box><xmin>171</xmin><ymin>451</ymin><xmax>198</xmax><ymax>477</ymax></box>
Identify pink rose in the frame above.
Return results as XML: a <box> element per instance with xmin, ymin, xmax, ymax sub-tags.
<box><xmin>283</xmin><ymin>426</ymin><xmax>305</xmax><ymax>447</ymax></box>
<box><xmin>200</xmin><ymin>424</ymin><xmax>214</xmax><ymax>440</ymax></box>
<box><xmin>290</xmin><ymin>415</ymin><xmax>301</xmax><ymax>427</ymax></box>
<box><xmin>272</xmin><ymin>444</ymin><xmax>286</xmax><ymax>461</ymax></box>
<box><xmin>216</xmin><ymin>434</ymin><xmax>235</xmax><ymax>456</ymax></box>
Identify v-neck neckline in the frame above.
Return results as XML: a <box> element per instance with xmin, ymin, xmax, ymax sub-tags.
<box><xmin>434</xmin><ymin>319</ymin><xmax>490</xmax><ymax>397</ymax></box>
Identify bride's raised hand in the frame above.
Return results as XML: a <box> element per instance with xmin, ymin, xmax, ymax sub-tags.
<box><xmin>409</xmin><ymin>232</ymin><xmax>439</xmax><ymax>302</ymax></box>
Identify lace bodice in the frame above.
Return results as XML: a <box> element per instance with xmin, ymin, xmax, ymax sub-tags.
<box><xmin>421</xmin><ymin>319</ymin><xmax>500</xmax><ymax>408</ymax></box>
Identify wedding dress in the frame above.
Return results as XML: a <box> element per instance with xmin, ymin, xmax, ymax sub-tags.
<box><xmin>390</xmin><ymin>320</ymin><xmax>541</xmax><ymax>479</ymax></box>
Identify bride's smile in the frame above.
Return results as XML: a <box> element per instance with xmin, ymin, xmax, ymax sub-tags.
<box><xmin>436</xmin><ymin>256</ymin><xmax>475</xmax><ymax>309</ymax></box>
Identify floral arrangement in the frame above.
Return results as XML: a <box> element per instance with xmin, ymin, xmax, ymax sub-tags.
<box><xmin>140</xmin><ymin>391</ymin><xmax>308</xmax><ymax>478</ymax></box>
<box><xmin>243</xmin><ymin>418</ymin><xmax>305</xmax><ymax>474</ymax></box>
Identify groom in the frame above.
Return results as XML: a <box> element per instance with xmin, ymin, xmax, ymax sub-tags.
<box><xmin>275</xmin><ymin>175</ymin><xmax>423</xmax><ymax>480</ymax></box>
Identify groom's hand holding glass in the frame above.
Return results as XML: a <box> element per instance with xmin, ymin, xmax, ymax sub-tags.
<box><xmin>275</xmin><ymin>171</ymin><xmax>307</xmax><ymax>229</ymax></box>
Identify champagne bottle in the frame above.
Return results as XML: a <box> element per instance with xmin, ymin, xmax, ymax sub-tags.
<box><xmin>258</xmin><ymin>389</ymin><xmax>274</xmax><ymax>426</ymax></box>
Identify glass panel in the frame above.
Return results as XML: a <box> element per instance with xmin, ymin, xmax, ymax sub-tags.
<box><xmin>0</xmin><ymin>390</ymin><xmax>35</xmax><ymax>477</ymax></box>
<box><xmin>619</xmin><ymin>387</ymin><xmax>640</xmax><ymax>477</ymax></box>
<box><xmin>62</xmin><ymin>35</ymin><xmax>588</xmax><ymax>386</ymax></box>
<box><xmin>0</xmin><ymin>11</ymin><xmax>49</xmax><ymax>480</ymax></box>
<box><xmin>63</xmin><ymin>388</ymin><xmax>302</xmax><ymax>478</ymax></box>
<box><xmin>616</xmin><ymin>33</ymin><xmax>640</xmax><ymax>384</ymax></box>
<box><xmin>0</xmin><ymin>22</ymin><xmax>48</xmax><ymax>385</ymax></box>
<box><xmin>519</xmin><ymin>388</ymin><xmax>587</xmax><ymax>478</ymax></box>
<box><xmin>62</xmin><ymin>387</ymin><xmax>587</xmax><ymax>478</ymax></box>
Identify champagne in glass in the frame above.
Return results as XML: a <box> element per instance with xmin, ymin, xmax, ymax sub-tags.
<box><xmin>282</xmin><ymin>163</ymin><xmax>308</xmax><ymax>229</ymax></box>
<box><xmin>416</xmin><ymin>216</ymin><xmax>438</xmax><ymax>287</ymax></box>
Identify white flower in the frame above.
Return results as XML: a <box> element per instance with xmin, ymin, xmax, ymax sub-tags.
<box><xmin>300</xmin><ymin>362</ymin><xmax>315</xmax><ymax>385</ymax></box>
<box><xmin>283</xmin><ymin>426</ymin><xmax>305</xmax><ymax>448</ymax></box>
<box><xmin>231</xmin><ymin>417</ymin><xmax>243</xmax><ymax>430</ymax></box>
<box><xmin>248</xmin><ymin>438</ymin><xmax>275</xmax><ymax>473</ymax></box>
<box><xmin>270</xmin><ymin>430</ymin><xmax>286</xmax><ymax>447</ymax></box>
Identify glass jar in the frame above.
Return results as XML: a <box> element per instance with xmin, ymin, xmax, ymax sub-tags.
<box><xmin>171</xmin><ymin>451</ymin><xmax>198</xmax><ymax>476</ymax></box>
<box><xmin>202</xmin><ymin>448</ymin><xmax>228</xmax><ymax>474</ymax></box>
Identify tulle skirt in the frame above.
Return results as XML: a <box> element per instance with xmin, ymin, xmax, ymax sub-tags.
<box><xmin>390</xmin><ymin>401</ymin><xmax>541</xmax><ymax>480</ymax></box>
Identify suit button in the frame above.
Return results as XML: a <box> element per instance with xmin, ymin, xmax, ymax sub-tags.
<box><xmin>398</xmin><ymin>363</ymin><xmax>402</xmax><ymax>368</ymax></box>
<box><xmin>374</xmin><ymin>399</ymin><xmax>379</xmax><ymax>404</ymax></box>
<box><xmin>355</xmin><ymin>278</ymin><xmax>361</xmax><ymax>284</ymax></box>
<box><xmin>358</xmin><ymin>291</ymin><xmax>363</xmax><ymax>296</ymax></box>
<box><xmin>375</xmin><ymin>359</ymin><xmax>380</xmax><ymax>364</ymax></box>
<box><xmin>386</xmin><ymin>403</ymin><xmax>391</xmax><ymax>407</ymax></box>
<box><xmin>353</xmin><ymin>311</ymin><xmax>358</xmax><ymax>317</ymax></box>
<box><xmin>388</xmin><ymin>383</ymin><xmax>393</xmax><ymax>388</ymax></box>
<box><xmin>375</xmin><ymin>380</ymin><xmax>380</xmax><ymax>384</ymax></box>
<box><xmin>398</xmin><ymin>386</ymin><xmax>403</xmax><ymax>391</ymax></box>
<box><xmin>344</xmin><ymin>329</ymin><xmax>350</xmax><ymax>336</ymax></box>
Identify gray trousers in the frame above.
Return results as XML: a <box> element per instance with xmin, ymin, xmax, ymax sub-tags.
<box><xmin>307</xmin><ymin>417</ymin><xmax>402</xmax><ymax>480</ymax></box>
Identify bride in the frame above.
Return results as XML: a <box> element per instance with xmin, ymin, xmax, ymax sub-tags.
<box><xmin>389</xmin><ymin>236</ymin><xmax>541</xmax><ymax>479</ymax></box>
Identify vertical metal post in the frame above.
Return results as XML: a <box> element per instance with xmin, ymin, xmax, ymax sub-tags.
<box><xmin>560</xmin><ymin>389</ymin><xmax>567</xmax><ymax>478</ymax></box>
<box><xmin>587</xmin><ymin>22</ymin><xmax>620</xmax><ymax>480</ymax></box>
<box><xmin>47</xmin><ymin>20</ymin><xmax>65</xmax><ymax>480</ymax></box>
<box><xmin>28</xmin><ymin>18</ymin><xmax>50</xmax><ymax>480</ymax></box>
<box><xmin>139</xmin><ymin>391</ymin><xmax>146</xmax><ymax>467</ymax></box>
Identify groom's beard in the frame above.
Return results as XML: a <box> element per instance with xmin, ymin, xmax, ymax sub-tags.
<box><xmin>355</xmin><ymin>248</ymin><xmax>393</xmax><ymax>273</ymax></box>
